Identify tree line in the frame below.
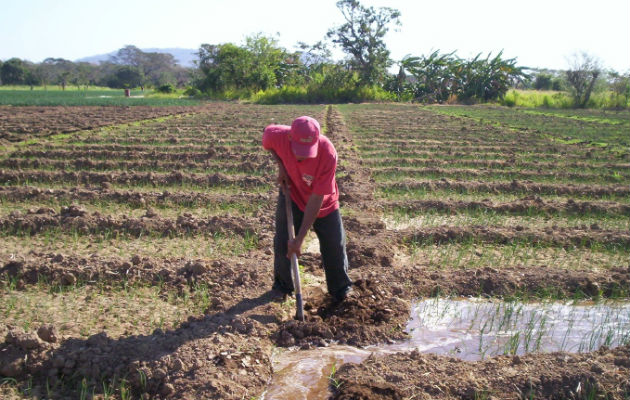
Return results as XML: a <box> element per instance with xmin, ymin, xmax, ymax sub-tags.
<box><xmin>0</xmin><ymin>46</ymin><xmax>190</xmax><ymax>91</ymax></box>
<box><xmin>1</xmin><ymin>0</ymin><xmax>628</xmax><ymax>107</ymax></box>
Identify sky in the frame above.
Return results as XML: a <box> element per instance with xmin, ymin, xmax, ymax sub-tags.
<box><xmin>1</xmin><ymin>0</ymin><xmax>628</xmax><ymax>72</ymax></box>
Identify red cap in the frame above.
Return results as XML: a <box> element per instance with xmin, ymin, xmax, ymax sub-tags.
<box><xmin>290</xmin><ymin>116</ymin><xmax>320</xmax><ymax>158</ymax></box>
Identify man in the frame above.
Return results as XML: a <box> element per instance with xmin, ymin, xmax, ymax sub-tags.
<box><xmin>262</xmin><ymin>115</ymin><xmax>352</xmax><ymax>302</ymax></box>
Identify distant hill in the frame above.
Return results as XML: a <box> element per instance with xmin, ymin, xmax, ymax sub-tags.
<box><xmin>77</xmin><ymin>48</ymin><xmax>198</xmax><ymax>67</ymax></box>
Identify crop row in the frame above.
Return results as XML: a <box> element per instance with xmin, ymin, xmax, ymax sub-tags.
<box><xmin>372</xmin><ymin>166</ymin><xmax>627</xmax><ymax>185</ymax></box>
<box><xmin>362</xmin><ymin>157</ymin><xmax>629</xmax><ymax>173</ymax></box>
<box><xmin>6</xmin><ymin>149</ymin><xmax>268</xmax><ymax>163</ymax></box>
<box><xmin>0</xmin><ymin>170</ymin><xmax>271</xmax><ymax>188</ymax></box>
<box><xmin>429</xmin><ymin>105</ymin><xmax>630</xmax><ymax>151</ymax></box>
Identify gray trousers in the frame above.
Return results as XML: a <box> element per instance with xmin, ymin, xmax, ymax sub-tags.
<box><xmin>273</xmin><ymin>191</ymin><xmax>351</xmax><ymax>299</ymax></box>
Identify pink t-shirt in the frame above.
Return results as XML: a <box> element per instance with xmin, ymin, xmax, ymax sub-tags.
<box><xmin>262</xmin><ymin>125</ymin><xmax>339</xmax><ymax>218</ymax></box>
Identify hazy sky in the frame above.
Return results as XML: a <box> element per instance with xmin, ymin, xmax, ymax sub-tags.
<box><xmin>1</xmin><ymin>0</ymin><xmax>628</xmax><ymax>71</ymax></box>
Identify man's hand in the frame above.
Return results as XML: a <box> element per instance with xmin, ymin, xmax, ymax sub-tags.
<box><xmin>287</xmin><ymin>237</ymin><xmax>303</xmax><ymax>258</ymax></box>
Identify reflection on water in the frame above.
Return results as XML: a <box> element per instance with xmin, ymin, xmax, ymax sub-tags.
<box><xmin>263</xmin><ymin>298</ymin><xmax>630</xmax><ymax>400</ymax></box>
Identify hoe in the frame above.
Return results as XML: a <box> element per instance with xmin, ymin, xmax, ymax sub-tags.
<box><xmin>283</xmin><ymin>185</ymin><xmax>305</xmax><ymax>321</ymax></box>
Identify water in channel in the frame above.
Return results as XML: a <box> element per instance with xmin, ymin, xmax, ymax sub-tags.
<box><xmin>263</xmin><ymin>298</ymin><xmax>630</xmax><ymax>400</ymax></box>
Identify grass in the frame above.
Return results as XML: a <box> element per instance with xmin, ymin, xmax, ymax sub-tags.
<box><xmin>371</xmin><ymin>167</ymin><xmax>625</xmax><ymax>185</ymax></box>
<box><xmin>499</xmin><ymin>89</ymin><xmax>630</xmax><ymax>109</ymax></box>
<box><xmin>0</xmin><ymin>86</ymin><xmax>200</xmax><ymax>106</ymax></box>
<box><xmin>0</xmin><ymin>230</ymin><xmax>261</xmax><ymax>260</ymax></box>
<box><xmin>402</xmin><ymin>240</ymin><xmax>628</xmax><ymax>271</ymax></box>
<box><xmin>383</xmin><ymin>208</ymin><xmax>629</xmax><ymax>231</ymax></box>
<box><xmin>376</xmin><ymin>184</ymin><xmax>630</xmax><ymax>204</ymax></box>
<box><xmin>427</xmin><ymin>105</ymin><xmax>630</xmax><ymax>153</ymax></box>
<box><xmin>362</xmin><ymin>157</ymin><xmax>626</xmax><ymax>174</ymax></box>
<box><xmin>0</xmin><ymin>282</ymin><xmax>210</xmax><ymax>339</ymax></box>
<box><xmin>0</xmin><ymin>196</ymin><xmax>269</xmax><ymax>218</ymax></box>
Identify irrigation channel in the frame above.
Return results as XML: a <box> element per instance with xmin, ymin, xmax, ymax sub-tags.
<box><xmin>263</xmin><ymin>298</ymin><xmax>630</xmax><ymax>399</ymax></box>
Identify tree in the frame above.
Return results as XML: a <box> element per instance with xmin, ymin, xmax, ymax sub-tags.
<box><xmin>399</xmin><ymin>51</ymin><xmax>460</xmax><ymax>103</ymax></box>
<box><xmin>111</xmin><ymin>45</ymin><xmax>144</xmax><ymax>68</ymax></box>
<box><xmin>565</xmin><ymin>52</ymin><xmax>601</xmax><ymax>108</ymax></box>
<box><xmin>455</xmin><ymin>51</ymin><xmax>526</xmax><ymax>102</ymax></box>
<box><xmin>1</xmin><ymin>58</ymin><xmax>27</xmax><ymax>85</ymax></box>
<box><xmin>534</xmin><ymin>73</ymin><xmax>553</xmax><ymax>90</ymax></box>
<box><xmin>142</xmin><ymin>52</ymin><xmax>177</xmax><ymax>86</ymax></box>
<box><xmin>327</xmin><ymin>0</ymin><xmax>400</xmax><ymax>86</ymax></box>
<box><xmin>107</xmin><ymin>65</ymin><xmax>144</xmax><ymax>88</ymax></box>
<box><xmin>197</xmin><ymin>43</ymin><xmax>253</xmax><ymax>92</ymax></box>
<box><xmin>196</xmin><ymin>35</ymin><xmax>294</xmax><ymax>93</ymax></box>
<box><xmin>23</xmin><ymin>62</ymin><xmax>42</xmax><ymax>89</ymax></box>
<box><xmin>608</xmin><ymin>70</ymin><xmax>630</xmax><ymax>107</ymax></box>
<box><xmin>244</xmin><ymin>34</ymin><xmax>287</xmax><ymax>90</ymax></box>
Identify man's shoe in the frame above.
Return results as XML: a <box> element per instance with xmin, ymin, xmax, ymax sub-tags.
<box><xmin>333</xmin><ymin>286</ymin><xmax>355</xmax><ymax>303</ymax></box>
<box><xmin>270</xmin><ymin>287</ymin><xmax>291</xmax><ymax>302</ymax></box>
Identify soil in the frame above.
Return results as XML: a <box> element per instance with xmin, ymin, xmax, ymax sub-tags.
<box><xmin>0</xmin><ymin>205</ymin><xmax>271</xmax><ymax>238</ymax></box>
<box><xmin>0</xmin><ymin>185</ymin><xmax>274</xmax><ymax>209</ymax></box>
<box><xmin>0</xmin><ymin>105</ymin><xmax>201</xmax><ymax>142</ymax></box>
<box><xmin>333</xmin><ymin>345</ymin><xmax>630</xmax><ymax>400</ymax></box>
<box><xmin>402</xmin><ymin>224</ymin><xmax>630</xmax><ymax>248</ymax></box>
<box><xmin>386</xmin><ymin>197</ymin><xmax>630</xmax><ymax>217</ymax></box>
<box><xmin>380</xmin><ymin>179</ymin><xmax>630</xmax><ymax>198</ymax></box>
<box><xmin>0</xmin><ymin>169</ymin><xmax>269</xmax><ymax>188</ymax></box>
<box><xmin>1</xmin><ymin>105</ymin><xmax>628</xmax><ymax>399</ymax></box>
<box><xmin>374</xmin><ymin>165</ymin><xmax>624</xmax><ymax>183</ymax></box>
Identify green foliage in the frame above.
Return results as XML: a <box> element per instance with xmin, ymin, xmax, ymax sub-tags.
<box><xmin>397</xmin><ymin>50</ymin><xmax>527</xmax><ymax>103</ymax></box>
<box><xmin>327</xmin><ymin>0</ymin><xmax>401</xmax><ymax>85</ymax></box>
<box><xmin>183</xmin><ymin>86</ymin><xmax>201</xmax><ymax>97</ymax></box>
<box><xmin>608</xmin><ymin>71</ymin><xmax>630</xmax><ymax>107</ymax></box>
<box><xmin>534</xmin><ymin>73</ymin><xmax>553</xmax><ymax>90</ymax></box>
<box><xmin>110</xmin><ymin>45</ymin><xmax>183</xmax><ymax>87</ymax></box>
<box><xmin>107</xmin><ymin>65</ymin><xmax>144</xmax><ymax>89</ymax></box>
<box><xmin>252</xmin><ymin>84</ymin><xmax>395</xmax><ymax>104</ymax></box>
<box><xmin>457</xmin><ymin>51</ymin><xmax>527</xmax><ymax>102</ymax></box>
<box><xmin>196</xmin><ymin>34</ymin><xmax>297</xmax><ymax>95</ymax></box>
<box><xmin>1</xmin><ymin>58</ymin><xmax>27</xmax><ymax>85</ymax></box>
<box><xmin>498</xmin><ymin>89</ymin><xmax>629</xmax><ymax>109</ymax></box>
<box><xmin>1</xmin><ymin>46</ymin><xmax>192</xmax><ymax>91</ymax></box>
<box><xmin>396</xmin><ymin>51</ymin><xmax>460</xmax><ymax>103</ymax></box>
<box><xmin>156</xmin><ymin>83</ymin><xmax>175</xmax><ymax>93</ymax></box>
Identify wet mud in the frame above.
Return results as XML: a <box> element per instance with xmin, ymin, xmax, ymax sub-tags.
<box><xmin>334</xmin><ymin>345</ymin><xmax>630</xmax><ymax>400</ymax></box>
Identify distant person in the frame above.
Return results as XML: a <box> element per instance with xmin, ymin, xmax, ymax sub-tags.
<box><xmin>262</xmin><ymin>116</ymin><xmax>352</xmax><ymax>302</ymax></box>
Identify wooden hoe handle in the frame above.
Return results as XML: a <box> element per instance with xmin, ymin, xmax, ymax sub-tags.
<box><xmin>283</xmin><ymin>185</ymin><xmax>304</xmax><ymax>321</ymax></box>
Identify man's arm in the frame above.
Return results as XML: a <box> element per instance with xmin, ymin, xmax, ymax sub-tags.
<box><xmin>287</xmin><ymin>193</ymin><xmax>324</xmax><ymax>257</ymax></box>
<box><xmin>268</xmin><ymin>149</ymin><xmax>290</xmax><ymax>188</ymax></box>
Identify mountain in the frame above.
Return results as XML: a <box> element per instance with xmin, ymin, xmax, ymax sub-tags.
<box><xmin>77</xmin><ymin>48</ymin><xmax>198</xmax><ymax>67</ymax></box>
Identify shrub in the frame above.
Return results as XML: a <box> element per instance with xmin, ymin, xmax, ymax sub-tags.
<box><xmin>156</xmin><ymin>84</ymin><xmax>175</xmax><ymax>94</ymax></box>
<box><xmin>502</xmin><ymin>90</ymin><xmax>517</xmax><ymax>107</ymax></box>
<box><xmin>183</xmin><ymin>86</ymin><xmax>201</xmax><ymax>97</ymax></box>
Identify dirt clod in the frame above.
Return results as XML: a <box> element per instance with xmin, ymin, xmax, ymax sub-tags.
<box><xmin>37</xmin><ymin>324</ymin><xmax>58</xmax><ymax>343</ymax></box>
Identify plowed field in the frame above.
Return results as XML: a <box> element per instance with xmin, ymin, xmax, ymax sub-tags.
<box><xmin>1</xmin><ymin>103</ymin><xmax>628</xmax><ymax>399</ymax></box>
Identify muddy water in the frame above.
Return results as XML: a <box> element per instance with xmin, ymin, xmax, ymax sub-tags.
<box><xmin>263</xmin><ymin>298</ymin><xmax>630</xmax><ymax>400</ymax></box>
